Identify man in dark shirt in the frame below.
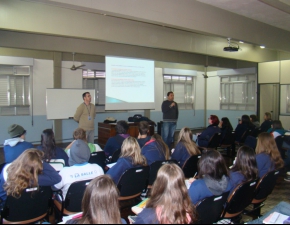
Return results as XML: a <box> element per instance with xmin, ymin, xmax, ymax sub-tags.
<box><xmin>161</xmin><ymin>92</ymin><xmax>179</xmax><ymax>148</ymax></box>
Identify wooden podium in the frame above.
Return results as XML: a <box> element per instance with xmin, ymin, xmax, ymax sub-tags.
<box><xmin>98</xmin><ymin>122</ymin><xmax>155</xmax><ymax>148</ymax></box>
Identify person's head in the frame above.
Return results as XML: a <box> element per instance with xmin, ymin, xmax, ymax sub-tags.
<box><xmin>80</xmin><ymin>175</ymin><xmax>122</xmax><ymax>224</ymax></box>
<box><xmin>147</xmin><ymin>164</ymin><xmax>197</xmax><ymax>224</ymax></box>
<box><xmin>264</xmin><ymin>112</ymin><xmax>272</xmax><ymax>121</ymax></box>
<box><xmin>250</xmin><ymin>115</ymin><xmax>258</xmax><ymax>123</ymax></box>
<box><xmin>40</xmin><ymin>129</ymin><xmax>56</xmax><ymax>162</ymax></box>
<box><xmin>115</xmin><ymin>120</ymin><xmax>129</xmax><ymax>135</ymax></box>
<box><xmin>220</xmin><ymin>117</ymin><xmax>233</xmax><ymax>130</ymax></box>
<box><xmin>4</xmin><ymin>149</ymin><xmax>44</xmax><ymax>198</ymax></box>
<box><xmin>256</xmin><ymin>133</ymin><xmax>284</xmax><ymax>170</ymax></box>
<box><xmin>73</xmin><ymin>128</ymin><xmax>87</xmax><ymax>142</ymax></box>
<box><xmin>208</xmin><ymin>115</ymin><xmax>220</xmax><ymax>126</ymax></box>
<box><xmin>167</xmin><ymin>92</ymin><xmax>174</xmax><ymax>101</ymax></box>
<box><xmin>231</xmin><ymin>146</ymin><xmax>258</xmax><ymax>181</ymax></box>
<box><xmin>7</xmin><ymin>124</ymin><xmax>26</xmax><ymax>139</ymax></box>
<box><xmin>69</xmin><ymin>139</ymin><xmax>91</xmax><ymax>166</ymax></box>
<box><xmin>198</xmin><ymin>150</ymin><xmax>229</xmax><ymax>180</ymax></box>
<box><xmin>120</xmin><ymin>137</ymin><xmax>147</xmax><ymax>166</ymax></box>
<box><xmin>82</xmin><ymin>92</ymin><xmax>91</xmax><ymax>104</ymax></box>
<box><xmin>241</xmin><ymin>115</ymin><xmax>251</xmax><ymax>125</ymax></box>
<box><xmin>178</xmin><ymin>127</ymin><xmax>201</xmax><ymax>156</ymax></box>
<box><xmin>272</xmin><ymin>120</ymin><xmax>283</xmax><ymax>130</ymax></box>
<box><xmin>139</xmin><ymin>121</ymin><xmax>149</xmax><ymax>136</ymax></box>
<box><xmin>151</xmin><ymin>134</ymin><xmax>170</xmax><ymax>160</ymax></box>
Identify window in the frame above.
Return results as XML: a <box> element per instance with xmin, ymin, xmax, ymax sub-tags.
<box><xmin>0</xmin><ymin>65</ymin><xmax>31</xmax><ymax>116</ymax></box>
<box><xmin>83</xmin><ymin>70</ymin><xmax>106</xmax><ymax>112</ymax></box>
<box><xmin>280</xmin><ymin>85</ymin><xmax>290</xmax><ymax>115</ymax></box>
<box><xmin>220</xmin><ymin>74</ymin><xmax>256</xmax><ymax>111</ymax></box>
<box><xmin>163</xmin><ymin>75</ymin><xmax>195</xmax><ymax>110</ymax></box>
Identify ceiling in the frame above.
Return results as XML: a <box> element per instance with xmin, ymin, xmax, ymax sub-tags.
<box><xmin>197</xmin><ymin>0</ymin><xmax>290</xmax><ymax>32</ymax></box>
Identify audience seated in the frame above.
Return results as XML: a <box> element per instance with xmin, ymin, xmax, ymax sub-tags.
<box><xmin>196</xmin><ymin>115</ymin><xmax>221</xmax><ymax>147</ymax></box>
<box><xmin>141</xmin><ymin>134</ymin><xmax>170</xmax><ymax>165</ymax></box>
<box><xmin>54</xmin><ymin>140</ymin><xmax>104</xmax><ymax>200</ymax></box>
<box><xmin>188</xmin><ymin>150</ymin><xmax>233</xmax><ymax>205</ymax></box>
<box><xmin>255</xmin><ymin>133</ymin><xmax>284</xmax><ymax>178</ymax></box>
<box><xmin>3</xmin><ymin>124</ymin><xmax>33</xmax><ymax>163</ymax></box>
<box><xmin>260</xmin><ymin>112</ymin><xmax>272</xmax><ymax>132</ymax></box>
<box><xmin>171</xmin><ymin>127</ymin><xmax>201</xmax><ymax>167</ymax></box>
<box><xmin>104</xmin><ymin>121</ymin><xmax>130</xmax><ymax>157</ymax></box>
<box><xmin>219</xmin><ymin>117</ymin><xmax>233</xmax><ymax>141</ymax></box>
<box><xmin>229</xmin><ymin>146</ymin><xmax>258</xmax><ymax>193</ymax></box>
<box><xmin>250</xmin><ymin>114</ymin><xmax>260</xmax><ymax>128</ymax></box>
<box><xmin>0</xmin><ymin>149</ymin><xmax>61</xmax><ymax>207</ymax></box>
<box><xmin>37</xmin><ymin>129</ymin><xmax>69</xmax><ymax>167</ymax></box>
<box><xmin>66</xmin><ymin>175</ymin><xmax>126</xmax><ymax>224</ymax></box>
<box><xmin>137</xmin><ymin>121</ymin><xmax>151</xmax><ymax>148</ymax></box>
<box><xmin>106</xmin><ymin>137</ymin><xmax>147</xmax><ymax>184</ymax></box>
<box><xmin>65</xmin><ymin>128</ymin><xmax>97</xmax><ymax>157</ymax></box>
<box><xmin>235</xmin><ymin>115</ymin><xmax>255</xmax><ymax>142</ymax></box>
<box><xmin>267</xmin><ymin>120</ymin><xmax>286</xmax><ymax>138</ymax></box>
<box><xmin>135</xmin><ymin>164</ymin><xmax>197</xmax><ymax>224</ymax></box>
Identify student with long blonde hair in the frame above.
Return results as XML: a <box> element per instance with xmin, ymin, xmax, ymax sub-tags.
<box><xmin>135</xmin><ymin>163</ymin><xmax>197</xmax><ymax>224</ymax></box>
<box><xmin>66</xmin><ymin>175</ymin><xmax>125</xmax><ymax>224</ymax></box>
<box><xmin>256</xmin><ymin>133</ymin><xmax>284</xmax><ymax>178</ymax></box>
<box><xmin>106</xmin><ymin>137</ymin><xmax>147</xmax><ymax>184</ymax></box>
<box><xmin>171</xmin><ymin>127</ymin><xmax>201</xmax><ymax>167</ymax></box>
<box><xmin>0</xmin><ymin>149</ymin><xmax>61</xmax><ymax>207</ymax></box>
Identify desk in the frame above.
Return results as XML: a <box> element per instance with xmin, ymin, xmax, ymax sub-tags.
<box><xmin>98</xmin><ymin>122</ymin><xmax>155</xmax><ymax>148</ymax></box>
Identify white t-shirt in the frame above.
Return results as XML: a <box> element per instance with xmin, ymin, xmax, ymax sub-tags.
<box><xmin>54</xmin><ymin>163</ymin><xmax>104</xmax><ymax>199</ymax></box>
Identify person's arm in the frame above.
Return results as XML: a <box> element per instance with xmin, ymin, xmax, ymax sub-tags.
<box><xmin>39</xmin><ymin>162</ymin><xmax>62</xmax><ymax>186</ymax></box>
<box><xmin>65</xmin><ymin>140</ymin><xmax>75</xmax><ymax>150</ymax></box>
<box><xmin>176</xmin><ymin>102</ymin><xmax>179</xmax><ymax>120</ymax></box>
<box><xmin>106</xmin><ymin>158</ymin><xmax>130</xmax><ymax>184</ymax></box>
<box><xmin>73</xmin><ymin>104</ymin><xmax>83</xmax><ymax>122</ymax></box>
<box><xmin>162</xmin><ymin>101</ymin><xmax>172</xmax><ymax>114</ymax></box>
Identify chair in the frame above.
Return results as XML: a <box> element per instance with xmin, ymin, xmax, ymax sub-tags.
<box><xmin>182</xmin><ymin>155</ymin><xmax>201</xmax><ymax>179</ymax></box>
<box><xmin>195</xmin><ymin>191</ymin><xmax>230</xmax><ymax>224</ymax></box>
<box><xmin>221</xmin><ymin>179</ymin><xmax>258</xmax><ymax>223</ymax></box>
<box><xmin>49</xmin><ymin>159</ymin><xmax>65</xmax><ymax>172</ymax></box>
<box><xmin>275</xmin><ymin>135</ymin><xmax>286</xmax><ymax>159</ymax></box>
<box><xmin>117</xmin><ymin>166</ymin><xmax>150</xmax><ymax>201</ymax></box>
<box><xmin>220</xmin><ymin>131</ymin><xmax>236</xmax><ymax>157</ymax></box>
<box><xmin>207</xmin><ymin>133</ymin><xmax>222</xmax><ymax>149</ymax></box>
<box><xmin>244</xmin><ymin>170</ymin><xmax>280</xmax><ymax>218</ymax></box>
<box><xmin>88</xmin><ymin>151</ymin><xmax>106</xmax><ymax>172</ymax></box>
<box><xmin>54</xmin><ymin>179</ymin><xmax>92</xmax><ymax>222</ymax></box>
<box><xmin>236</xmin><ymin>129</ymin><xmax>252</xmax><ymax>146</ymax></box>
<box><xmin>148</xmin><ymin>160</ymin><xmax>177</xmax><ymax>187</ymax></box>
<box><xmin>110</xmin><ymin>149</ymin><xmax>121</xmax><ymax>163</ymax></box>
<box><xmin>1</xmin><ymin>186</ymin><xmax>53</xmax><ymax>224</ymax></box>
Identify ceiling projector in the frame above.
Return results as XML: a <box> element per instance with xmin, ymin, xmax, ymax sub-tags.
<box><xmin>223</xmin><ymin>38</ymin><xmax>239</xmax><ymax>52</ymax></box>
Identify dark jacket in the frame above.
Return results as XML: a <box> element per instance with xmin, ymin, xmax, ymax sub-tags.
<box><xmin>235</xmin><ymin>123</ymin><xmax>255</xmax><ymax>142</ymax></box>
<box><xmin>197</xmin><ymin>125</ymin><xmax>221</xmax><ymax>147</ymax></box>
<box><xmin>134</xmin><ymin>208</ymin><xmax>159</xmax><ymax>224</ymax></box>
<box><xmin>256</xmin><ymin>153</ymin><xmax>275</xmax><ymax>178</ymax></box>
<box><xmin>171</xmin><ymin>142</ymin><xmax>191</xmax><ymax>168</ymax></box>
<box><xmin>3</xmin><ymin>140</ymin><xmax>34</xmax><ymax>163</ymax></box>
<box><xmin>260</xmin><ymin>120</ymin><xmax>272</xmax><ymax>132</ymax></box>
<box><xmin>162</xmin><ymin>100</ymin><xmax>179</xmax><ymax>122</ymax></box>
<box><xmin>141</xmin><ymin>141</ymin><xmax>166</xmax><ymax>165</ymax></box>
<box><xmin>137</xmin><ymin>136</ymin><xmax>151</xmax><ymax>148</ymax></box>
<box><xmin>37</xmin><ymin>145</ymin><xmax>69</xmax><ymax>167</ymax></box>
<box><xmin>104</xmin><ymin>135</ymin><xmax>129</xmax><ymax>157</ymax></box>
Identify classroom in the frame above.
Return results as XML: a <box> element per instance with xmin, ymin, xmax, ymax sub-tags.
<box><xmin>0</xmin><ymin>0</ymin><xmax>290</xmax><ymax>224</ymax></box>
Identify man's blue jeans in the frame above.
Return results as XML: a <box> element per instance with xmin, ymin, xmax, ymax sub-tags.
<box><xmin>162</xmin><ymin>122</ymin><xmax>177</xmax><ymax>148</ymax></box>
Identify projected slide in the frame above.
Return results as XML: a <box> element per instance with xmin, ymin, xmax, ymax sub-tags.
<box><xmin>105</xmin><ymin>56</ymin><xmax>155</xmax><ymax>110</ymax></box>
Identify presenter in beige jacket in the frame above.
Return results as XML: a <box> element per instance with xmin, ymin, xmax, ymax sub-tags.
<box><xmin>74</xmin><ymin>92</ymin><xmax>96</xmax><ymax>144</ymax></box>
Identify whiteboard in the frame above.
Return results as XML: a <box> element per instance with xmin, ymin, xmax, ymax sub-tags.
<box><xmin>46</xmin><ymin>89</ymin><xmax>95</xmax><ymax>120</ymax></box>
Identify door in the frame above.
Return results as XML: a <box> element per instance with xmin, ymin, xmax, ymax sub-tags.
<box><xmin>259</xmin><ymin>84</ymin><xmax>279</xmax><ymax>122</ymax></box>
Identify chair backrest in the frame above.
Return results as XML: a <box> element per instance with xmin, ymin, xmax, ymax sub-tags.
<box><xmin>222</xmin><ymin>179</ymin><xmax>258</xmax><ymax>217</ymax></box>
<box><xmin>182</xmin><ymin>155</ymin><xmax>201</xmax><ymax>179</ymax></box>
<box><xmin>254</xmin><ymin>170</ymin><xmax>280</xmax><ymax>202</ymax></box>
<box><xmin>196</xmin><ymin>191</ymin><xmax>230</xmax><ymax>224</ymax></box>
<box><xmin>88</xmin><ymin>151</ymin><xmax>106</xmax><ymax>172</ymax></box>
<box><xmin>49</xmin><ymin>159</ymin><xmax>65</xmax><ymax>172</ymax></box>
<box><xmin>275</xmin><ymin>136</ymin><xmax>286</xmax><ymax>159</ymax></box>
<box><xmin>221</xmin><ymin>131</ymin><xmax>236</xmax><ymax>146</ymax></box>
<box><xmin>1</xmin><ymin>186</ymin><xmax>52</xmax><ymax>223</ymax></box>
<box><xmin>117</xmin><ymin>166</ymin><xmax>150</xmax><ymax>198</ymax></box>
<box><xmin>207</xmin><ymin>133</ymin><xmax>222</xmax><ymax>149</ymax></box>
<box><xmin>251</xmin><ymin>128</ymin><xmax>262</xmax><ymax>138</ymax></box>
<box><xmin>64</xmin><ymin>179</ymin><xmax>92</xmax><ymax>212</ymax></box>
<box><xmin>110</xmin><ymin>149</ymin><xmax>121</xmax><ymax>163</ymax></box>
<box><xmin>148</xmin><ymin>160</ymin><xmax>178</xmax><ymax>186</ymax></box>
<box><xmin>240</xmin><ymin>129</ymin><xmax>252</xmax><ymax>144</ymax></box>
